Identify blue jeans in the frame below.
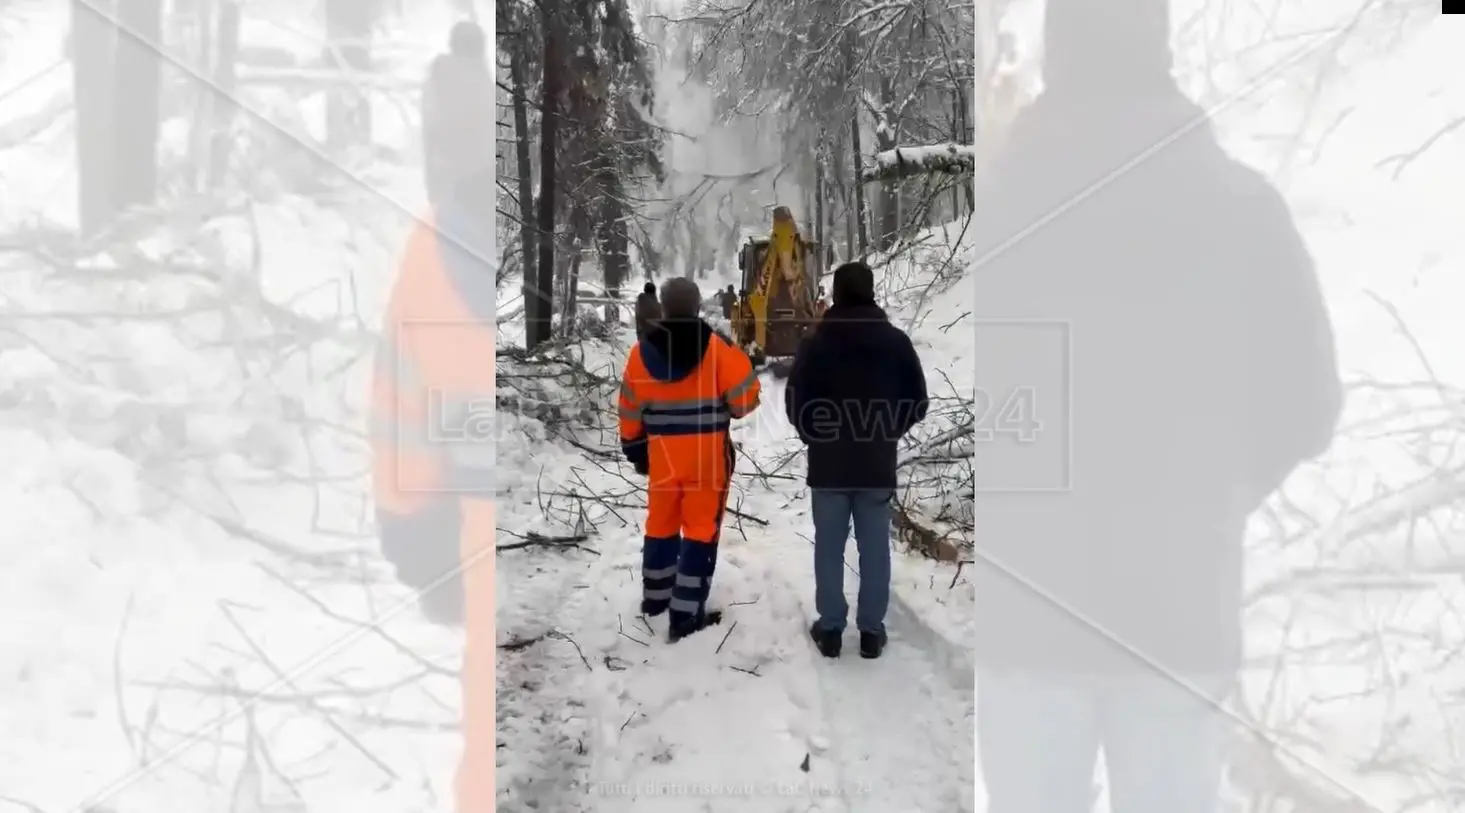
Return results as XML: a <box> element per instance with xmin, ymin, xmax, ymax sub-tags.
<box><xmin>810</xmin><ymin>489</ymin><xmax>892</xmax><ymax>634</ymax></box>
<box><xmin>978</xmin><ymin>669</ymin><xmax>1231</xmax><ymax>812</ymax></box>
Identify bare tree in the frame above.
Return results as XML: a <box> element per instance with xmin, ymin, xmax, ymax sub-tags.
<box><xmin>677</xmin><ymin>0</ymin><xmax>974</xmax><ymax>255</ymax></box>
<box><xmin>530</xmin><ymin>8</ymin><xmax>562</xmax><ymax>351</ymax></box>
<box><xmin>72</xmin><ymin>0</ymin><xmax>118</xmax><ymax>236</ymax></box>
<box><xmin>111</xmin><ymin>0</ymin><xmax>164</xmax><ymax>211</ymax></box>
<box><xmin>508</xmin><ymin>36</ymin><xmax>537</xmax><ymax>321</ymax></box>
<box><xmin>206</xmin><ymin>0</ymin><xmax>242</xmax><ymax>188</ymax></box>
<box><xmin>323</xmin><ymin>0</ymin><xmax>373</xmax><ymax>151</ymax></box>
<box><xmin>498</xmin><ymin>0</ymin><xmax>663</xmax><ymax>343</ymax></box>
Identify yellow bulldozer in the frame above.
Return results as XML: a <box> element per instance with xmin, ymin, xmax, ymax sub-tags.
<box><xmin>731</xmin><ymin>206</ymin><xmax>824</xmax><ymax>375</ymax></box>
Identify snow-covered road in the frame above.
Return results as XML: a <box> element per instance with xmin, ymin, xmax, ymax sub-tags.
<box><xmin>494</xmin><ymin>371</ymin><xmax>976</xmax><ymax>813</ymax></box>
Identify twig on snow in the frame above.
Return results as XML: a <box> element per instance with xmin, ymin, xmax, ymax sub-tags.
<box><xmin>715</xmin><ymin>621</ymin><xmax>738</xmax><ymax>654</ymax></box>
<box><xmin>218</xmin><ymin>604</ymin><xmax>399</xmax><ymax>781</ymax></box>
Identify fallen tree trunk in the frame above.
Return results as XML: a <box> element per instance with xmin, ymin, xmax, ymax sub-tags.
<box><xmin>860</xmin><ymin>143</ymin><xmax>976</xmax><ymax>184</ymax></box>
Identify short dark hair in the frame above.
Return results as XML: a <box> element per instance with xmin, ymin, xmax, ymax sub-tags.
<box><xmin>449</xmin><ymin>21</ymin><xmax>485</xmax><ymax>59</ymax></box>
<box><xmin>660</xmin><ymin>277</ymin><xmax>701</xmax><ymax>319</ymax></box>
<box><xmin>831</xmin><ymin>261</ymin><xmax>875</xmax><ymax>305</ymax></box>
<box><xmin>643</xmin><ymin>281</ymin><xmax>656</xmax><ymax>296</ymax></box>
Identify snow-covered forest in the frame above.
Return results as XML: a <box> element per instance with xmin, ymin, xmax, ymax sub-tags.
<box><xmin>494</xmin><ymin>0</ymin><xmax>979</xmax><ymax>348</ymax></box>
<box><xmin>0</xmin><ymin>0</ymin><xmax>1459</xmax><ymax>811</ymax></box>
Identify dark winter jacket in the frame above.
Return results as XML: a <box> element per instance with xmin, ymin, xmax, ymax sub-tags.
<box><xmin>785</xmin><ymin>303</ymin><xmax>929</xmax><ymax>491</ymax></box>
<box><xmin>968</xmin><ymin>86</ymin><xmax>1343</xmax><ymax>675</ymax></box>
<box><xmin>717</xmin><ymin>290</ymin><xmax>737</xmax><ymax>320</ymax></box>
<box><xmin>634</xmin><ymin>292</ymin><xmax>661</xmax><ymax>338</ymax></box>
<box><xmin>422</xmin><ymin>54</ymin><xmax>493</xmax><ymax>208</ymax></box>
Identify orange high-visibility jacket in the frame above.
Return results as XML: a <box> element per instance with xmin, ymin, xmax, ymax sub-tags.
<box><xmin>618</xmin><ymin>322</ymin><xmax>760</xmax><ymax>489</ymax></box>
<box><xmin>370</xmin><ymin>207</ymin><xmax>495</xmax><ymax>813</ymax></box>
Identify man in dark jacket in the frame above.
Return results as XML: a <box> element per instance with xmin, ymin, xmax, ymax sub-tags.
<box><xmin>786</xmin><ymin>261</ymin><xmax>929</xmax><ymax>659</ymax></box>
<box><xmin>717</xmin><ymin>285</ymin><xmax>737</xmax><ymax>320</ymax></box>
<box><xmin>422</xmin><ymin>22</ymin><xmax>492</xmax><ymax>209</ymax></box>
<box><xmin>970</xmin><ymin>1</ymin><xmax>1344</xmax><ymax>810</ymax></box>
<box><xmin>634</xmin><ymin>281</ymin><xmax>660</xmax><ymax>339</ymax></box>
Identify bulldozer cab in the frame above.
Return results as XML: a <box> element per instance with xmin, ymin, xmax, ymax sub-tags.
<box><xmin>735</xmin><ymin>209</ymin><xmax>823</xmax><ymax>362</ymax></box>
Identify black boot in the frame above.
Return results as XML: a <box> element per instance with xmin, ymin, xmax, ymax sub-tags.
<box><xmin>859</xmin><ymin>629</ymin><xmax>887</xmax><ymax>659</ymax></box>
<box><xmin>641</xmin><ymin>598</ymin><xmax>668</xmax><ymax>617</ymax></box>
<box><xmin>809</xmin><ymin>622</ymin><xmax>842</xmax><ymax>658</ymax></box>
<box><xmin>668</xmin><ymin>609</ymin><xmax>722</xmax><ymax>642</ymax></box>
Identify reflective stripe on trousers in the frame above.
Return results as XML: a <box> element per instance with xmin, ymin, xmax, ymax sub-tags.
<box><xmin>668</xmin><ymin>540</ymin><xmax>717</xmax><ymax>621</ymax></box>
<box><xmin>642</xmin><ymin>535</ymin><xmax>679</xmax><ymax>612</ymax></box>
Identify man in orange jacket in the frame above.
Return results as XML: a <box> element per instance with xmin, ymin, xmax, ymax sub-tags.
<box><xmin>618</xmin><ymin>277</ymin><xmax>761</xmax><ymax>641</ymax></box>
<box><xmin>370</xmin><ymin>167</ymin><xmax>495</xmax><ymax>812</ymax></box>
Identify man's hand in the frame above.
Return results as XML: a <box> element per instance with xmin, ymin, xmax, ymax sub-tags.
<box><xmin>623</xmin><ymin>434</ymin><xmax>650</xmax><ymax>475</ymax></box>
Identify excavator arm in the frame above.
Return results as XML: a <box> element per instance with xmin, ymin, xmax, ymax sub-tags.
<box><xmin>738</xmin><ymin>206</ymin><xmax>818</xmax><ymax>364</ymax></box>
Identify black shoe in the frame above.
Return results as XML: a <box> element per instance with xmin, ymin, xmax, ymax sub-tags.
<box><xmin>668</xmin><ymin>610</ymin><xmax>722</xmax><ymax>642</ymax></box>
<box><xmin>809</xmin><ymin>622</ymin><xmax>842</xmax><ymax>658</ymax></box>
<box><xmin>641</xmin><ymin>598</ymin><xmax>668</xmax><ymax>617</ymax></box>
<box><xmin>859</xmin><ymin>630</ymin><xmax>886</xmax><ymax>659</ymax></box>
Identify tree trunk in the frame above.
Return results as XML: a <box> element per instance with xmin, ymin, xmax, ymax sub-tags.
<box><xmin>873</xmin><ymin>78</ymin><xmax>900</xmax><ymax>251</ymax></box>
<box><xmin>561</xmin><ymin>238</ymin><xmax>582</xmax><ymax>339</ymax></box>
<box><xmin>510</xmin><ymin>39</ymin><xmax>536</xmax><ymax>307</ymax></box>
<box><xmin>323</xmin><ymin>0</ymin><xmax>373</xmax><ymax>151</ymax></box>
<box><xmin>814</xmin><ymin>152</ymin><xmax>825</xmax><ymax>258</ymax></box>
<box><xmin>831</xmin><ymin>135</ymin><xmax>852</xmax><ymax>263</ymax></box>
<box><xmin>598</xmin><ymin>178</ymin><xmax>629</xmax><ymax>307</ymax></box>
<box><xmin>185</xmin><ymin>0</ymin><xmax>214</xmax><ymax>191</ymax></box>
<box><xmin>72</xmin><ymin>0</ymin><xmax>117</xmax><ymax>236</ymax></box>
<box><xmin>849</xmin><ymin>113</ymin><xmax>869</xmax><ymax>258</ymax></box>
<box><xmin>603</xmin><ymin>196</ymin><xmax>629</xmax><ymax>322</ymax></box>
<box><xmin>529</xmin><ymin>16</ymin><xmax>561</xmax><ymax>351</ymax></box>
<box><xmin>112</xmin><ymin>0</ymin><xmax>163</xmax><ymax>212</ymax></box>
<box><xmin>206</xmin><ymin>0</ymin><xmax>241</xmax><ymax>187</ymax></box>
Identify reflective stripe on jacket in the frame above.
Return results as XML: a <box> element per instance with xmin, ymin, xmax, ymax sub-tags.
<box><xmin>618</xmin><ymin>319</ymin><xmax>760</xmax><ymax>484</ymax></box>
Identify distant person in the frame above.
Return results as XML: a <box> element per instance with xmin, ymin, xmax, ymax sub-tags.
<box><xmin>813</xmin><ymin>286</ymin><xmax>828</xmax><ymax>321</ymax></box>
<box><xmin>422</xmin><ymin>21</ymin><xmax>492</xmax><ymax>209</ymax></box>
<box><xmin>785</xmin><ymin>261</ymin><xmax>929</xmax><ymax>659</ymax></box>
<box><xmin>717</xmin><ymin>284</ymin><xmax>738</xmax><ymax>320</ymax></box>
<box><xmin>970</xmin><ymin>0</ymin><xmax>1344</xmax><ymax>811</ymax></box>
<box><xmin>618</xmin><ymin>277</ymin><xmax>761</xmax><ymax>642</ymax></box>
<box><xmin>634</xmin><ymin>281</ymin><xmax>660</xmax><ymax>339</ymax></box>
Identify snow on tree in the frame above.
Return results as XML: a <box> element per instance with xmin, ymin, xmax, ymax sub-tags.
<box><xmin>861</xmin><ymin>143</ymin><xmax>976</xmax><ymax>184</ymax></box>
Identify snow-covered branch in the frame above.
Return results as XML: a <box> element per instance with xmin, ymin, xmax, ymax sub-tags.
<box><xmin>860</xmin><ymin>143</ymin><xmax>975</xmax><ymax>183</ymax></box>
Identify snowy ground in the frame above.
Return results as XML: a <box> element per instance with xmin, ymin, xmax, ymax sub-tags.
<box><xmin>494</xmin><ymin>247</ymin><xmax>978</xmax><ymax>812</ymax></box>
